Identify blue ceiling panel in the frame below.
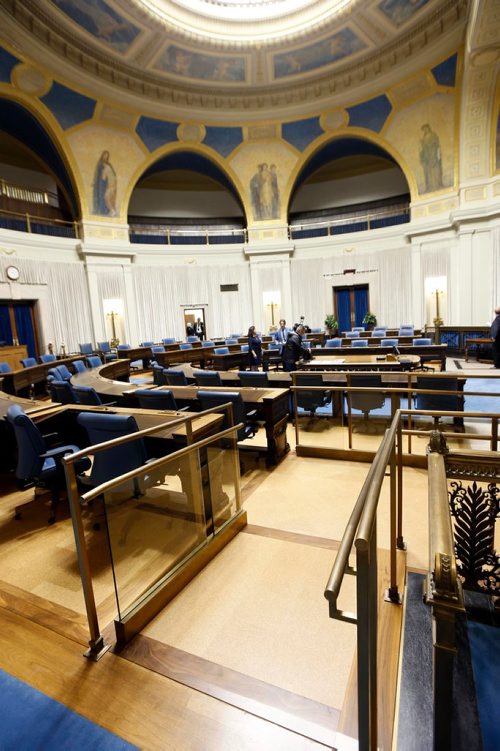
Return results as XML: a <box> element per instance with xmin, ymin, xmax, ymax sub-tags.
<box><xmin>0</xmin><ymin>47</ymin><xmax>20</xmax><ymax>83</ymax></box>
<box><xmin>431</xmin><ymin>54</ymin><xmax>458</xmax><ymax>87</ymax></box>
<box><xmin>40</xmin><ymin>82</ymin><xmax>96</xmax><ymax>129</ymax></box>
<box><xmin>203</xmin><ymin>126</ymin><xmax>243</xmax><ymax>158</ymax></box>
<box><xmin>282</xmin><ymin>117</ymin><xmax>324</xmax><ymax>152</ymax></box>
<box><xmin>347</xmin><ymin>95</ymin><xmax>392</xmax><ymax>132</ymax></box>
<box><xmin>136</xmin><ymin>117</ymin><xmax>180</xmax><ymax>152</ymax></box>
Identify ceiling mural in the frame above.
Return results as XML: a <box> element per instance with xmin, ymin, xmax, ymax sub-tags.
<box><xmin>1</xmin><ymin>0</ymin><xmax>468</xmax><ymax>117</ymax></box>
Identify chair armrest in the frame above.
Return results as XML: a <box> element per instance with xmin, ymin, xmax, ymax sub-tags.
<box><xmin>41</xmin><ymin>444</ymin><xmax>82</xmax><ymax>460</ymax></box>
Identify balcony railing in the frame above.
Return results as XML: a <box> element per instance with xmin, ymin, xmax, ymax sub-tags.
<box><xmin>0</xmin><ymin>207</ymin><xmax>79</xmax><ymax>238</ymax></box>
<box><xmin>289</xmin><ymin>204</ymin><xmax>410</xmax><ymax>239</ymax></box>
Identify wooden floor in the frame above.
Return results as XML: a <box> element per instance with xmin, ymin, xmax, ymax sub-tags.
<box><xmin>0</xmin><ymin>430</ymin><xmax>414</xmax><ymax>750</ymax></box>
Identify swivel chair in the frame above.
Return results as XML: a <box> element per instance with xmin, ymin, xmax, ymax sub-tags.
<box><xmin>0</xmin><ymin>361</ymin><xmax>12</xmax><ymax>373</ymax></box>
<box><xmin>49</xmin><ymin>379</ymin><xmax>79</xmax><ymax>404</ymax></box>
<box><xmin>6</xmin><ymin>404</ymin><xmax>90</xmax><ymax>524</ymax></box>
<box><xmin>186</xmin><ymin>335</ymin><xmax>200</xmax><ymax>343</ymax></box>
<box><xmin>73</xmin><ymin>385</ymin><xmax>111</xmax><ymax>406</ymax></box>
<box><xmin>381</xmin><ymin>338</ymin><xmax>399</xmax><ymax>348</ymax></box>
<box><xmin>97</xmin><ymin>342</ymin><xmax>117</xmax><ymax>362</ymax></box>
<box><xmin>179</xmin><ymin>343</ymin><xmax>193</xmax><ymax>351</ymax></box>
<box><xmin>225</xmin><ymin>339</ymin><xmax>238</xmax><ymax>345</ymax></box>
<box><xmin>202</xmin><ymin>341</ymin><xmax>215</xmax><ymax>348</ymax></box>
<box><xmin>39</xmin><ymin>354</ymin><xmax>56</xmax><ymax>363</ymax></box>
<box><xmin>372</xmin><ymin>327</ymin><xmax>387</xmax><ymax>337</ymax></box>
<box><xmin>325</xmin><ymin>338</ymin><xmax>342</xmax><ymax>348</ymax></box>
<box><xmin>349</xmin><ymin>375</ymin><xmax>386</xmax><ymax>433</ymax></box>
<box><xmin>238</xmin><ymin>371</ymin><xmax>269</xmax><ymax>387</ymax></box>
<box><xmin>294</xmin><ymin>374</ymin><xmax>332</xmax><ymax>419</ymax></box>
<box><xmin>72</xmin><ymin>360</ymin><xmax>87</xmax><ymax>373</ymax></box>
<box><xmin>197</xmin><ymin>390</ymin><xmax>256</xmax><ymax>441</ymax></box>
<box><xmin>412</xmin><ymin>338</ymin><xmax>432</xmax><ymax>346</ymax></box>
<box><xmin>345</xmin><ymin>331</ymin><xmax>360</xmax><ymax>339</ymax></box>
<box><xmin>162</xmin><ymin>368</ymin><xmax>189</xmax><ymax>386</ymax></box>
<box><xmin>86</xmin><ymin>356</ymin><xmax>103</xmax><ymax>368</ymax></box>
<box><xmin>20</xmin><ymin>357</ymin><xmax>37</xmax><ymax>368</ymax></box>
<box><xmin>351</xmin><ymin>339</ymin><xmax>368</xmax><ymax>347</ymax></box>
<box><xmin>415</xmin><ymin>376</ymin><xmax>461</xmax><ymax>425</ymax></box>
<box><xmin>214</xmin><ymin>347</ymin><xmax>229</xmax><ymax>355</ymax></box>
<box><xmin>162</xmin><ymin>338</ymin><xmax>177</xmax><ymax>345</ymax></box>
<box><xmin>79</xmin><ymin>343</ymin><xmax>94</xmax><ymax>356</ymax></box>
<box><xmin>193</xmin><ymin>370</ymin><xmax>222</xmax><ymax>386</ymax></box>
<box><xmin>135</xmin><ymin>388</ymin><xmax>185</xmax><ymax>411</ymax></box>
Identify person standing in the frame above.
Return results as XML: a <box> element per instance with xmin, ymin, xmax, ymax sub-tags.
<box><xmin>490</xmin><ymin>306</ymin><xmax>500</xmax><ymax>368</ymax></box>
<box><xmin>194</xmin><ymin>317</ymin><xmax>205</xmax><ymax>340</ymax></box>
<box><xmin>274</xmin><ymin>319</ymin><xmax>289</xmax><ymax>349</ymax></box>
<box><xmin>247</xmin><ymin>325</ymin><xmax>262</xmax><ymax>371</ymax></box>
<box><xmin>282</xmin><ymin>324</ymin><xmax>310</xmax><ymax>372</ymax></box>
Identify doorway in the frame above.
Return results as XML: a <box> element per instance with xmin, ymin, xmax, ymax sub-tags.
<box><xmin>0</xmin><ymin>300</ymin><xmax>39</xmax><ymax>357</ymax></box>
<box><xmin>334</xmin><ymin>285</ymin><xmax>369</xmax><ymax>333</ymax></box>
<box><xmin>183</xmin><ymin>308</ymin><xmax>206</xmax><ymax>340</ymax></box>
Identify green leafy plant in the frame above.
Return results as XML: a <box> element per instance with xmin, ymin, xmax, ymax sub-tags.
<box><xmin>324</xmin><ymin>315</ymin><xmax>338</xmax><ymax>331</ymax></box>
<box><xmin>363</xmin><ymin>312</ymin><xmax>377</xmax><ymax>325</ymax></box>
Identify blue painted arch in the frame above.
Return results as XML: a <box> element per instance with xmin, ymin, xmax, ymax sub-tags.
<box><xmin>0</xmin><ymin>97</ymin><xmax>80</xmax><ymax>217</ymax></box>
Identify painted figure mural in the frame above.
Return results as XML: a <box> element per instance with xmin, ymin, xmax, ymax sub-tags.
<box><xmin>419</xmin><ymin>123</ymin><xmax>443</xmax><ymax>192</ymax></box>
<box><xmin>250</xmin><ymin>163</ymin><xmax>280</xmax><ymax>221</ymax></box>
<box><xmin>53</xmin><ymin>0</ymin><xmax>140</xmax><ymax>52</ymax></box>
<box><xmin>93</xmin><ymin>150</ymin><xmax>117</xmax><ymax>216</ymax></box>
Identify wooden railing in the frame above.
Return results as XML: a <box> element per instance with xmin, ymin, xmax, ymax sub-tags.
<box><xmin>0</xmin><ymin>207</ymin><xmax>79</xmax><ymax>238</ymax></box>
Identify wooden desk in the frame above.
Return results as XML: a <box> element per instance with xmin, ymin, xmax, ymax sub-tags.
<box><xmin>0</xmin><ymin>356</ymin><xmax>87</xmax><ymax>397</ymax></box>
<box><xmin>309</xmin><ymin>344</ymin><xmax>447</xmax><ymax>371</ymax></box>
<box><xmin>301</xmin><ymin>354</ymin><xmax>421</xmax><ymax>372</ymax></box>
<box><xmin>0</xmin><ymin>344</ymin><xmax>28</xmax><ymax>370</ymax></box>
<box><xmin>71</xmin><ymin>366</ymin><xmax>290</xmax><ymax>465</ymax></box>
<box><xmin>464</xmin><ymin>337</ymin><xmax>493</xmax><ymax>362</ymax></box>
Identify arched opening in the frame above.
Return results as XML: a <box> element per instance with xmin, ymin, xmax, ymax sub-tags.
<box><xmin>127</xmin><ymin>151</ymin><xmax>246</xmax><ymax>245</ymax></box>
<box><xmin>289</xmin><ymin>137</ymin><xmax>410</xmax><ymax>238</ymax></box>
<box><xmin>0</xmin><ymin>98</ymin><xmax>80</xmax><ymax>236</ymax></box>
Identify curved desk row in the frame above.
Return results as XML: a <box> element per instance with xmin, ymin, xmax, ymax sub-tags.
<box><xmin>0</xmin><ymin>356</ymin><xmax>86</xmax><ymax>397</ymax></box>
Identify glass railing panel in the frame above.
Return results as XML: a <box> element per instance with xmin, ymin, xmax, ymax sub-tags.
<box><xmin>98</xmin><ymin>449</ymin><xmax>207</xmax><ymax>621</ymax></box>
<box><xmin>204</xmin><ymin>442</ymin><xmax>241</xmax><ymax>532</ymax></box>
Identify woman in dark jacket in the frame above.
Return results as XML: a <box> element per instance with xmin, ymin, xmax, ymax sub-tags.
<box><xmin>247</xmin><ymin>325</ymin><xmax>262</xmax><ymax>371</ymax></box>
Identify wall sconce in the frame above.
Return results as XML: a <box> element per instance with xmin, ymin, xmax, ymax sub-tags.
<box><xmin>103</xmin><ymin>298</ymin><xmax>123</xmax><ymax>347</ymax></box>
<box><xmin>263</xmin><ymin>290</ymin><xmax>281</xmax><ymax>328</ymax></box>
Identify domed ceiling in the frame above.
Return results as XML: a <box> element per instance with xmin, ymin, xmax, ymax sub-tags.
<box><xmin>2</xmin><ymin>0</ymin><xmax>468</xmax><ymax>120</ymax></box>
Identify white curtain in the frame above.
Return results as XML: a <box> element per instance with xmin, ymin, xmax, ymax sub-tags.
<box><xmin>46</xmin><ymin>263</ymin><xmax>93</xmax><ymax>352</ymax></box>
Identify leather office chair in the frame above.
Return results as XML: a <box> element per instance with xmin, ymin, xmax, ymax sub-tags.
<box><xmin>325</xmin><ymin>338</ymin><xmax>342</xmax><ymax>348</ymax></box>
<box><xmin>97</xmin><ymin>341</ymin><xmax>117</xmax><ymax>362</ymax></box>
<box><xmin>39</xmin><ymin>354</ymin><xmax>56</xmax><ymax>363</ymax></box>
<box><xmin>79</xmin><ymin>343</ymin><xmax>94</xmax><ymax>356</ymax></box>
<box><xmin>162</xmin><ymin>338</ymin><xmax>177</xmax><ymax>345</ymax></box>
<box><xmin>86</xmin><ymin>355</ymin><xmax>103</xmax><ymax>368</ymax></box>
<box><xmin>294</xmin><ymin>374</ymin><xmax>332</xmax><ymax>418</ymax></box>
<box><xmin>179</xmin><ymin>343</ymin><xmax>193</xmax><ymax>350</ymax></box>
<box><xmin>240</xmin><ymin>344</ymin><xmax>249</xmax><ymax>353</ymax></box>
<box><xmin>162</xmin><ymin>368</ymin><xmax>189</xmax><ymax>386</ymax></box>
<box><xmin>0</xmin><ymin>361</ymin><xmax>12</xmax><ymax>372</ymax></box>
<box><xmin>225</xmin><ymin>339</ymin><xmax>238</xmax><ymax>345</ymax></box>
<box><xmin>73</xmin><ymin>384</ymin><xmax>111</xmax><ymax>406</ymax></box>
<box><xmin>141</xmin><ymin>341</ymin><xmax>155</xmax><ymax>347</ymax></box>
<box><xmin>48</xmin><ymin>363</ymin><xmax>73</xmax><ymax>381</ymax></box>
<box><xmin>202</xmin><ymin>341</ymin><xmax>215</xmax><ymax>348</ymax></box>
<box><xmin>193</xmin><ymin>370</ymin><xmax>222</xmax><ymax>386</ymax></box>
<box><xmin>71</xmin><ymin>359</ymin><xmax>87</xmax><ymax>373</ymax></box>
<box><xmin>49</xmin><ymin>379</ymin><xmax>79</xmax><ymax>404</ymax></box>
<box><xmin>412</xmin><ymin>338</ymin><xmax>432</xmax><ymax>346</ymax></box>
<box><xmin>116</xmin><ymin>344</ymin><xmax>142</xmax><ymax>370</ymax></box>
<box><xmin>415</xmin><ymin>376</ymin><xmax>460</xmax><ymax>417</ymax></box>
<box><xmin>351</xmin><ymin>339</ymin><xmax>368</xmax><ymax>347</ymax></box>
<box><xmin>345</xmin><ymin>331</ymin><xmax>360</xmax><ymax>339</ymax></box>
<box><xmin>372</xmin><ymin>327</ymin><xmax>387</xmax><ymax>337</ymax></box>
<box><xmin>214</xmin><ymin>347</ymin><xmax>229</xmax><ymax>355</ymax></box>
<box><xmin>197</xmin><ymin>390</ymin><xmax>256</xmax><ymax>441</ymax></box>
<box><xmin>20</xmin><ymin>357</ymin><xmax>37</xmax><ymax>368</ymax></box>
<box><xmin>151</xmin><ymin>345</ymin><xmax>165</xmax><ymax>354</ymax></box>
<box><xmin>238</xmin><ymin>371</ymin><xmax>269</xmax><ymax>387</ymax></box>
<box><xmin>302</xmin><ymin>341</ymin><xmax>312</xmax><ymax>349</ymax></box>
<box><xmin>398</xmin><ymin>326</ymin><xmax>414</xmax><ymax>336</ymax></box>
<box><xmin>229</xmin><ymin>333</ymin><xmax>242</xmax><ymax>339</ymax></box>
<box><xmin>135</xmin><ymin>388</ymin><xmax>183</xmax><ymax>411</ymax></box>
<box><xmin>6</xmin><ymin>404</ymin><xmax>90</xmax><ymax>524</ymax></box>
<box><xmin>310</xmin><ymin>328</ymin><xmax>322</xmax><ymax>333</ymax></box>
<box><xmin>349</xmin><ymin>375</ymin><xmax>386</xmax><ymax>433</ymax></box>
<box><xmin>352</xmin><ymin>326</ymin><xmax>365</xmax><ymax>332</ymax></box>
<box><xmin>186</xmin><ymin>335</ymin><xmax>200</xmax><ymax>343</ymax></box>
<box><xmin>77</xmin><ymin>412</ymin><xmax>158</xmax><ymax>496</ymax></box>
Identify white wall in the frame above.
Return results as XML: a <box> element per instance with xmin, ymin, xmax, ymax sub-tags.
<box><xmin>128</xmin><ymin>188</ymin><xmax>243</xmax><ymax>218</ymax></box>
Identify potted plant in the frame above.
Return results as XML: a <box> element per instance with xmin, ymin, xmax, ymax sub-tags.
<box><xmin>324</xmin><ymin>314</ymin><xmax>338</xmax><ymax>336</ymax></box>
<box><xmin>363</xmin><ymin>312</ymin><xmax>377</xmax><ymax>331</ymax></box>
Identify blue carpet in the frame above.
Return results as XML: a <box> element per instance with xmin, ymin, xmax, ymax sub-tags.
<box><xmin>0</xmin><ymin>669</ymin><xmax>138</xmax><ymax>751</ymax></box>
<box><xmin>463</xmin><ymin>378</ymin><xmax>500</xmax><ymax>413</ymax></box>
<box><xmin>467</xmin><ymin>621</ymin><xmax>500</xmax><ymax>751</ymax></box>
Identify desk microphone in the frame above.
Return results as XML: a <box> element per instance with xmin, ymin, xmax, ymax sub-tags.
<box><xmin>393</xmin><ymin>345</ymin><xmax>401</xmax><ymax>356</ymax></box>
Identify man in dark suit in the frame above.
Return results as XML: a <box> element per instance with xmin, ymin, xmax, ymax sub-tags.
<box><xmin>194</xmin><ymin>317</ymin><xmax>205</xmax><ymax>340</ymax></box>
<box><xmin>490</xmin><ymin>306</ymin><xmax>500</xmax><ymax>368</ymax></box>
<box><xmin>274</xmin><ymin>319</ymin><xmax>289</xmax><ymax>348</ymax></box>
<box><xmin>282</xmin><ymin>324</ymin><xmax>311</xmax><ymax>372</ymax></box>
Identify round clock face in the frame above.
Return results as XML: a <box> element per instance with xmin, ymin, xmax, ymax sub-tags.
<box><xmin>6</xmin><ymin>265</ymin><xmax>20</xmax><ymax>281</ymax></box>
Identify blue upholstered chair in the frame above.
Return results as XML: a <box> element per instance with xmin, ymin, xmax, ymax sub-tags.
<box><xmin>310</xmin><ymin>328</ymin><xmax>322</xmax><ymax>333</ymax></box>
<box><xmin>86</xmin><ymin>356</ymin><xmax>103</xmax><ymax>368</ymax></box>
<box><xmin>77</xmin><ymin>412</ymin><xmax>156</xmax><ymax>495</ymax></box>
<box><xmin>0</xmin><ymin>361</ymin><xmax>12</xmax><ymax>373</ymax></box>
<box><xmin>225</xmin><ymin>339</ymin><xmax>238</xmax><ymax>345</ymax></box>
<box><xmin>71</xmin><ymin>360</ymin><xmax>87</xmax><ymax>373</ymax></box>
<box><xmin>162</xmin><ymin>368</ymin><xmax>188</xmax><ymax>386</ymax></box>
<box><xmin>353</xmin><ymin>326</ymin><xmax>365</xmax><ymax>332</ymax></box>
<box><xmin>39</xmin><ymin>354</ymin><xmax>56</xmax><ymax>363</ymax></box>
<box><xmin>151</xmin><ymin>346</ymin><xmax>165</xmax><ymax>354</ymax></box>
<box><xmin>79</xmin><ymin>343</ymin><xmax>94</xmax><ymax>356</ymax></box>
<box><xmin>294</xmin><ymin>374</ymin><xmax>331</xmax><ymax>418</ymax></box>
<box><xmin>412</xmin><ymin>338</ymin><xmax>432</xmax><ymax>346</ymax></box>
<box><xmin>47</xmin><ymin>366</ymin><xmax>69</xmax><ymax>383</ymax></box>
<box><xmin>372</xmin><ymin>327</ymin><xmax>387</xmax><ymax>337</ymax></box>
<box><xmin>197</xmin><ymin>390</ymin><xmax>256</xmax><ymax>441</ymax></box>
<box><xmin>349</xmin><ymin>375</ymin><xmax>386</xmax><ymax>433</ymax></box>
<box><xmin>179</xmin><ymin>343</ymin><xmax>193</xmax><ymax>351</ymax></box>
<box><xmin>21</xmin><ymin>357</ymin><xmax>37</xmax><ymax>368</ymax></box>
<box><xmin>381</xmin><ymin>338</ymin><xmax>399</xmax><ymax>348</ymax></box>
<box><xmin>6</xmin><ymin>404</ymin><xmax>90</xmax><ymax>524</ymax></box>
<box><xmin>97</xmin><ymin>342</ymin><xmax>117</xmax><ymax>362</ymax></box>
<box><xmin>49</xmin><ymin>379</ymin><xmax>79</xmax><ymax>404</ymax></box>
<box><xmin>230</xmin><ymin>333</ymin><xmax>242</xmax><ymax>339</ymax></box>
<box><xmin>325</xmin><ymin>338</ymin><xmax>342</xmax><ymax>348</ymax></box>
<box><xmin>135</xmin><ymin>388</ymin><xmax>184</xmax><ymax>411</ymax></box>
<box><xmin>141</xmin><ymin>342</ymin><xmax>155</xmax><ymax>347</ymax></box>
<box><xmin>415</xmin><ymin>376</ymin><xmax>460</xmax><ymax>413</ymax></box>
<box><xmin>214</xmin><ymin>347</ymin><xmax>229</xmax><ymax>355</ymax></box>
<box><xmin>116</xmin><ymin>344</ymin><xmax>142</xmax><ymax>369</ymax></box>
<box><xmin>73</xmin><ymin>385</ymin><xmax>107</xmax><ymax>406</ymax></box>
<box><xmin>398</xmin><ymin>326</ymin><xmax>414</xmax><ymax>336</ymax></box>
<box><xmin>193</xmin><ymin>370</ymin><xmax>222</xmax><ymax>386</ymax></box>
<box><xmin>345</xmin><ymin>331</ymin><xmax>360</xmax><ymax>339</ymax></box>
<box><xmin>352</xmin><ymin>339</ymin><xmax>368</xmax><ymax>347</ymax></box>
<box><xmin>240</xmin><ymin>344</ymin><xmax>249</xmax><ymax>353</ymax></box>
<box><xmin>186</xmin><ymin>335</ymin><xmax>200</xmax><ymax>343</ymax></box>
<box><xmin>162</xmin><ymin>338</ymin><xmax>177</xmax><ymax>345</ymax></box>
<box><xmin>238</xmin><ymin>371</ymin><xmax>269</xmax><ymax>387</ymax></box>
<box><xmin>202</xmin><ymin>341</ymin><xmax>215</xmax><ymax>348</ymax></box>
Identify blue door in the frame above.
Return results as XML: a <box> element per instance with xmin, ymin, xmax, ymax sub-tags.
<box><xmin>334</xmin><ymin>285</ymin><xmax>369</xmax><ymax>331</ymax></box>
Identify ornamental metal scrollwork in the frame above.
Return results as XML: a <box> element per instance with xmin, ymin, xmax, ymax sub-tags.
<box><xmin>448</xmin><ymin>480</ymin><xmax>500</xmax><ymax>594</ymax></box>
